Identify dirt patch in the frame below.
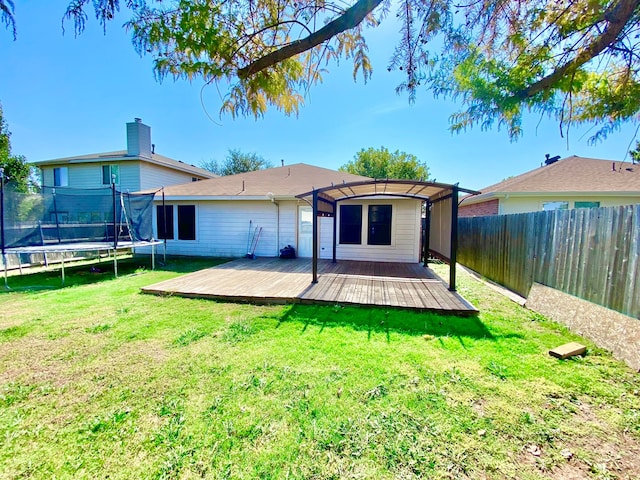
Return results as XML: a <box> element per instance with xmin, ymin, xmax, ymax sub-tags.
<box><xmin>516</xmin><ymin>398</ymin><xmax>640</xmax><ymax>479</ymax></box>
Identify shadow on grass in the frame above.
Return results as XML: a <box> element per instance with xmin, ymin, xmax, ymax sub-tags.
<box><xmin>277</xmin><ymin>304</ymin><xmax>502</xmax><ymax>342</ymax></box>
<box><xmin>1</xmin><ymin>256</ymin><xmax>231</xmax><ymax>293</ymax></box>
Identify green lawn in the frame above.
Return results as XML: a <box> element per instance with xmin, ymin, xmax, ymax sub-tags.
<box><xmin>1</xmin><ymin>257</ymin><xmax>639</xmax><ymax>479</ymax></box>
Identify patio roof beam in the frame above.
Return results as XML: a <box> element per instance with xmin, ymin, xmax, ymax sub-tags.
<box><xmin>296</xmin><ymin>179</ymin><xmax>479</xmax><ymax>204</ymax></box>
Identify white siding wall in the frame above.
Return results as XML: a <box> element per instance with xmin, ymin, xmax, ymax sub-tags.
<box><xmin>500</xmin><ymin>195</ymin><xmax>640</xmax><ymax>214</ymax></box>
<box><xmin>278</xmin><ymin>201</ymin><xmax>297</xmax><ymax>250</ymax></box>
<box><xmin>335</xmin><ymin>199</ymin><xmax>421</xmax><ymax>263</ymax></box>
<box><xmin>143</xmin><ymin>198</ymin><xmax>420</xmax><ymax>262</ymax></box>
<box><xmin>154</xmin><ymin>200</ymin><xmax>301</xmax><ymax>257</ymax></box>
<box><xmin>139</xmin><ymin>163</ymin><xmax>204</xmax><ymax>191</ymax></box>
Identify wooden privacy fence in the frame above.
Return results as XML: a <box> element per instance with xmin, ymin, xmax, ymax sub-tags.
<box><xmin>457</xmin><ymin>204</ymin><xmax>640</xmax><ymax>319</ymax></box>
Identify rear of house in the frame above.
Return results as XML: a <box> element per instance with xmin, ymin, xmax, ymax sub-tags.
<box><xmin>150</xmin><ymin>164</ymin><xmax>423</xmax><ymax>262</ymax></box>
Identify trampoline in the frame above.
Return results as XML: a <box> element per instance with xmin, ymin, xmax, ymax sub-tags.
<box><xmin>1</xmin><ymin>171</ymin><xmax>162</xmax><ymax>286</ymax></box>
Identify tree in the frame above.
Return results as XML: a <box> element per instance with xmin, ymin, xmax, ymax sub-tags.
<box><xmin>202</xmin><ymin>149</ymin><xmax>273</xmax><ymax>175</ymax></box>
<box><xmin>340</xmin><ymin>147</ymin><xmax>429</xmax><ymax>180</ymax></box>
<box><xmin>0</xmin><ymin>102</ymin><xmax>33</xmax><ymax>193</ymax></box>
<box><xmin>5</xmin><ymin>1</ymin><xmax>640</xmax><ymax>142</ymax></box>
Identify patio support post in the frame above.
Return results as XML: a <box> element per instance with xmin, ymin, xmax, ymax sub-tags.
<box><xmin>112</xmin><ymin>177</ymin><xmax>118</xmax><ymax>249</ymax></box>
<box><xmin>312</xmin><ymin>190</ymin><xmax>318</xmax><ymax>283</ymax></box>
<box><xmin>161</xmin><ymin>186</ymin><xmax>166</xmax><ymax>265</ymax></box>
<box><xmin>423</xmin><ymin>201</ymin><xmax>431</xmax><ymax>268</ymax></box>
<box><xmin>449</xmin><ymin>185</ymin><xmax>459</xmax><ymax>291</ymax></box>
<box><xmin>332</xmin><ymin>201</ymin><xmax>337</xmax><ymax>263</ymax></box>
<box><xmin>0</xmin><ymin>167</ymin><xmax>4</xmax><ymax>257</ymax></box>
<box><xmin>52</xmin><ymin>188</ymin><xmax>61</xmax><ymax>244</ymax></box>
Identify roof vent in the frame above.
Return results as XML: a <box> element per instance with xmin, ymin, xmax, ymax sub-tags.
<box><xmin>544</xmin><ymin>154</ymin><xmax>560</xmax><ymax>166</ymax></box>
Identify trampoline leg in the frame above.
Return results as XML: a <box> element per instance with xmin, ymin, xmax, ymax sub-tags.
<box><xmin>151</xmin><ymin>244</ymin><xmax>155</xmax><ymax>271</ymax></box>
<box><xmin>61</xmin><ymin>256</ymin><xmax>65</xmax><ymax>286</ymax></box>
<box><xmin>18</xmin><ymin>254</ymin><xmax>23</xmax><ymax>275</ymax></box>
<box><xmin>113</xmin><ymin>249</ymin><xmax>118</xmax><ymax>278</ymax></box>
<box><xmin>3</xmin><ymin>254</ymin><xmax>8</xmax><ymax>290</ymax></box>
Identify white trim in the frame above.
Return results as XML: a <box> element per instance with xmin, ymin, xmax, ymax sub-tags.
<box><xmin>463</xmin><ymin>190</ymin><xmax>640</xmax><ymax>206</ymax></box>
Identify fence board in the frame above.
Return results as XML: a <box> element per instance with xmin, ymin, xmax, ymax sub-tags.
<box><xmin>458</xmin><ymin>204</ymin><xmax>640</xmax><ymax>319</ymax></box>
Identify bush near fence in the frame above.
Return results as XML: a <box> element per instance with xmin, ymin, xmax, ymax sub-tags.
<box><xmin>457</xmin><ymin>204</ymin><xmax>640</xmax><ymax>319</ymax></box>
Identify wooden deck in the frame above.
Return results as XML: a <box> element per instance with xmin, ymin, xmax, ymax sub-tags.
<box><xmin>142</xmin><ymin>258</ymin><xmax>478</xmax><ymax>315</ymax></box>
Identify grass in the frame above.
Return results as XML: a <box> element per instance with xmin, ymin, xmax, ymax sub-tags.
<box><xmin>0</xmin><ymin>256</ymin><xmax>639</xmax><ymax>479</ymax></box>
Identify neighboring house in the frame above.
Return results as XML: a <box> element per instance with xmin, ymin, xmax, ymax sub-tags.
<box><xmin>147</xmin><ymin>163</ymin><xmax>429</xmax><ymax>262</ymax></box>
<box><xmin>33</xmin><ymin>118</ymin><xmax>216</xmax><ymax>192</ymax></box>
<box><xmin>459</xmin><ymin>155</ymin><xmax>640</xmax><ymax>216</ymax></box>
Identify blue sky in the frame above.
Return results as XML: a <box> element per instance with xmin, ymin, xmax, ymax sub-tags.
<box><xmin>1</xmin><ymin>1</ymin><xmax>637</xmax><ymax>190</ymax></box>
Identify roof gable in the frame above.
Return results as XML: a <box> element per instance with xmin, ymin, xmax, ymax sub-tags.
<box><xmin>32</xmin><ymin>150</ymin><xmax>216</xmax><ymax>179</ymax></box>
<box><xmin>475</xmin><ymin>156</ymin><xmax>640</xmax><ymax>197</ymax></box>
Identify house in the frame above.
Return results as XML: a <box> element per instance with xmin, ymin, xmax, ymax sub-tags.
<box><xmin>459</xmin><ymin>155</ymin><xmax>640</xmax><ymax>217</ymax></box>
<box><xmin>33</xmin><ymin>118</ymin><xmax>216</xmax><ymax>192</ymax></box>
<box><xmin>145</xmin><ymin>163</ymin><xmax>477</xmax><ymax>289</ymax></box>
<box><xmin>149</xmin><ymin>163</ymin><xmax>383</xmax><ymax>259</ymax></box>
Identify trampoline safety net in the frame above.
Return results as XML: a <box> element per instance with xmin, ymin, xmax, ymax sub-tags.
<box><xmin>2</xmin><ymin>185</ymin><xmax>156</xmax><ymax>251</ymax></box>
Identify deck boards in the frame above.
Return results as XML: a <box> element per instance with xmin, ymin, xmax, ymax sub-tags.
<box><xmin>142</xmin><ymin>258</ymin><xmax>478</xmax><ymax>315</ymax></box>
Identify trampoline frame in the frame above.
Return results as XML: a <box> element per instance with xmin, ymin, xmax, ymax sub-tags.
<box><xmin>2</xmin><ymin>240</ymin><xmax>163</xmax><ymax>287</ymax></box>
<box><xmin>0</xmin><ymin>169</ymin><xmax>164</xmax><ymax>288</ymax></box>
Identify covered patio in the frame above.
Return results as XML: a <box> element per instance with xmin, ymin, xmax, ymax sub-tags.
<box><xmin>296</xmin><ymin>179</ymin><xmax>479</xmax><ymax>291</ymax></box>
<box><xmin>142</xmin><ymin>257</ymin><xmax>478</xmax><ymax>315</ymax></box>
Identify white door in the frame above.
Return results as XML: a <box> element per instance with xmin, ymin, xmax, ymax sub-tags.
<box><xmin>298</xmin><ymin>206</ymin><xmax>314</xmax><ymax>257</ymax></box>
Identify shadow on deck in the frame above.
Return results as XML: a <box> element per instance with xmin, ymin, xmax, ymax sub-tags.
<box><xmin>142</xmin><ymin>257</ymin><xmax>478</xmax><ymax>316</ymax></box>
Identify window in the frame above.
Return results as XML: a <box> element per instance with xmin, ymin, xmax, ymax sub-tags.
<box><xmin>542</xmin><ymin>201</ymin><xmax>569</xmax><ymax>211</ymax></box>
<box><xmin>178</xmin><ymin>205</ymin><xmax>196</xmax><ymax>240</ymax></box>
<box><xmin>368</xmin><ymin>205</ymin><xmax>392</xmax><ymax>245</ymax></box>
<box><xmin>575</xmin><ymin>201</ymin><xmax>600</xmax><ymax>209</ymax></box>
<box><xmin>339</xmin><ymin>205</ymin><xmax>362</xmax><ymax>244</ymax></box>
<box><xmin>53</xmin><ymin>167</ymin><xmax>68</xmax><ymax>187</ymax></box>
<box><xmin>102</xmin><ymin>165</ymin><xmax>120</xmax><ymax>185</ymax></box>
<box><xmin>156</xmin><ymin>205</ymin><xmax>174</xmax><ymax>239</ymax></box>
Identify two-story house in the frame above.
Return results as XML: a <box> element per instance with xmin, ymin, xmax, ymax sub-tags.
<box><xmin>34</xmin><ymin>118</ymin><xmax>216</xmax><ymax>192</ymax></box>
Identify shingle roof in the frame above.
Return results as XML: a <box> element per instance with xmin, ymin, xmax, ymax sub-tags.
<box><xmin>32</xmin><ymin>150</ymin><xmax>216</xmax><ymax>179</ymax></box>
<box><xmin>463</xmin><ymin>156</ymin><xmax>640</xmax><ymax>204</ymax></box>
<box><xmin>156</xmin><ymin>163</ymin><xmax>371</xmax><ymax>198</ymax></box>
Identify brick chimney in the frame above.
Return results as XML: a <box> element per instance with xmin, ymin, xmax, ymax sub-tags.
<box><xmin>126</xmin><ymin>118</ymin><xmax>152</xmax><ymax>157</ymax></box>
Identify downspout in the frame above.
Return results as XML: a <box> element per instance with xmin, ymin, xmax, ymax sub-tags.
<box><xmin>270</xmin><ymin>194</ymin><xmax>279</xmax><ymax>255</ymax></box>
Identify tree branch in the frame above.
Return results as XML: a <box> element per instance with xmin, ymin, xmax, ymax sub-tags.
<box><xmin>237</xmin><ymin>0</ymin><xmax>383</xmax><ymax>78</ymax></box>
<box><xmin>514</xmin><ymin>0</ymin><xmax>640</xmax><ymax>100</ymax></box>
